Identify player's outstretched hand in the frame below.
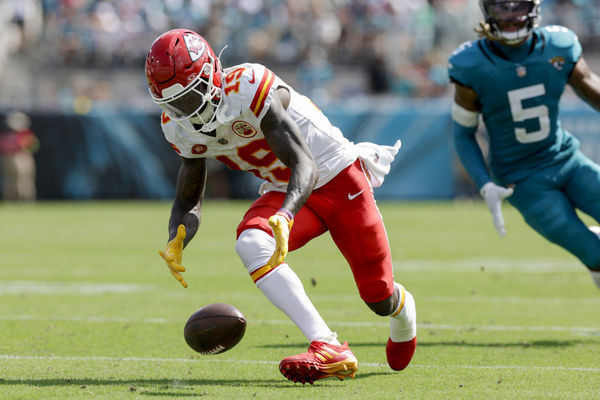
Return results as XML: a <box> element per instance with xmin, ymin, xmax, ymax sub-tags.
<box><xmin>158</xmin><ymin>224</ymin><xmax>188</xmax><ymax>288</ymax></box>
<box><xmin>480</xmin><ymin>182</ymin><xmax>514</xmax><ymax>238</ymax></box>
<box><xmin>267</xmin><ymin>210</ymin><xmax>294</xmax><ymax>268</ymax></box>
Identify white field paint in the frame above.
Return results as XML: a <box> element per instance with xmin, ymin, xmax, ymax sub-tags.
<box><xmin>0</xmin><ymin>354</ymin><xmax>599</xmax><ymax>372</ymax></box>
<box><xmin>0</xmin><ymin>281</ymin><xmax>151</xmax><ymax>295</ymax></box>
<box><xmin>0</xmin><ymin>314</ymin><xmax>598</xmax><ymax>335</ymax></box>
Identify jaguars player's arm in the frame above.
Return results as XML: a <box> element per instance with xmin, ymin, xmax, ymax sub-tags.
<box><xmin>158</xmin><ymin>156</ymin><xmax>207</xmax><ymax>288</ymax></box>
<box><xmin>452</xmin><ymin>83</ymin><xmax>513</xmax><ymax>237</ymax></box>
<box><xmin>568</xmin><ymin>57</ymin><xmax>600</xmax><ymax>111</ymax></box>
<box><xmin>261</xmin><ymin>86</ymin><xmax>318</xmax><ymax>267</ymax></box>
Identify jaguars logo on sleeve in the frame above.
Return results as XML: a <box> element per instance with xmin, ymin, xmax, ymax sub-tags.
<box><xmin>541</xmin><ymin>25</ymin><xmax>582</xmax><ymax>71</ymax></box>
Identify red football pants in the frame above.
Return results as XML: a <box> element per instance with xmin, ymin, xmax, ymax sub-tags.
<box><xmin>237</xmin><ymin>160</ymin><xmax>394</xmax><ymax>303</ymax></box>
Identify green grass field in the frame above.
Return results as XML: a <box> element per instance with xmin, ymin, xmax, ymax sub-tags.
<box><xmin>1</xmin><ymin>200</ymin><xmax>599</xmax><ymax>399</ymax></box>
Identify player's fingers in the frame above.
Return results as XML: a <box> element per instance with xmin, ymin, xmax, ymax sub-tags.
<box><xmin>493</xmin><ymin>218</ymin><xmax>506</xmax><ymax>237</ymax></box>
<box><xmin>490</xmin><ymin>207</ymin><xmax>506</xmax><ymax>237</ymax></box>
<box><xmin>501</xmin><ymin>187</ymin><xmax>514</xmax><ymax>199</ymax></box>
<box><xmin>169</xmin><ymin>269</ymin><xmax>187</xmax><ymax>287</ymax></box>
<box><xmin>159</xmin><ymin>250</ymin><xmax>175</xmax><ymax>262</ymax></box>
<box><xmin>497</xmin><ymin>226</ymin><xmax>506</xmax><ymax>238</ymax></box>
<box><xmin>169</xmin><ymin>262</ymin><xmax>186</xmax><ymax>273</ymax></box>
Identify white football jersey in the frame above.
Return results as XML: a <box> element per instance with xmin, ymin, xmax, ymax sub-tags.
<box><xmin>161</xmin><ymin>63</ymin><xmax>358</xmax><ymax>194</ymax></box>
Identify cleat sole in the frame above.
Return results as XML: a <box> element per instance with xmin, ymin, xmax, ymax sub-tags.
<box><xmin>280</xmin><ymin>358</ymin><xmax>358</xmax><ymax>383</ymax></box>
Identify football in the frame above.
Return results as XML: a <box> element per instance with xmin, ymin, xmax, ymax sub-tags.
<box><xmin>183</xmin><ymin>303</ymin><xmax>246</xmax><ymax>355</ymax></box>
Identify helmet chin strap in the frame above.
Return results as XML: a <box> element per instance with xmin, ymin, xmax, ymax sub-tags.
<box><xmin>191</xmin><ymin>103</ymin><xmax>215</xmax><ymax>124</ymax></box>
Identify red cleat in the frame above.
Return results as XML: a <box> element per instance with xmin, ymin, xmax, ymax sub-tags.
<box><xmin>279</xmin><ymin>341</ymin><xmax>359</xmax><ymax>384</ymax></box>
<box><xmin>386</xmin><ymin>336</ymin><xmax>417</xmax><ymax>371</ymax></box>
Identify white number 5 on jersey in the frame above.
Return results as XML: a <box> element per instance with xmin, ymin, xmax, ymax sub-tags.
<box><xmin>507</xmin><ymin>84</ymin><xmax>550</xmax><ymax>143</ymax></box>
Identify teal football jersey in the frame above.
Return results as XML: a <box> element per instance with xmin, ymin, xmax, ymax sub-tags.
<box><xmin>448</xmin><ymin>26</ymin><xmax>582</xmax><ymax>184</ymax></box>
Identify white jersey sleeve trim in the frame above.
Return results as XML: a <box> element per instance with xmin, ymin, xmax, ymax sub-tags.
<box><xmin>452</xmin><ymin>102</ymin><xmax>479</xmax><ymax>127</ymax></box>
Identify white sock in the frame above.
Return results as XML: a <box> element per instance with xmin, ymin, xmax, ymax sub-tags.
<box><xmin>389</xmin><ymin>282</ymin><xmax>417</xmax><ymax>343</ymax></box>
<box><xmin>257</xmin><ymin>263</ymin><xmax>340</xmax><ymax>345</ymax></box>
<box><xmin>315</xmin><ymin>331</ymin><xmax>341</xmax><ymax>345</ymax></box>
<box><xmin>590</xmin><ymin>270</ymin><xmax>600</xmax><ymax>290</ymax></box>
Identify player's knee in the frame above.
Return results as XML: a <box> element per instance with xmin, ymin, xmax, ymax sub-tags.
<box><xmin>235</xmin><ymin>229</ymin><xmax>275</xmax><ymax>274</ymax></box>
<box><xmin>530</xmin><ymin>210</ymin><xmax>569</xmax><ymax>240</ymax></box>
<box><xmin>365</xmin><ymin>287</ymin><xmax>399</xmax><ymax>316</ymax></box>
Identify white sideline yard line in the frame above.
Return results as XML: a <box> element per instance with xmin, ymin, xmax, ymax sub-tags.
<box><xmin>1</xmin><ymin>354</ymin><xmax>598</xmax><ymax>372</ymax></box>
<box><xmin>0</xmin><ymin>315</ymin><xmax>598</xmax><ymax>333</ymax></box>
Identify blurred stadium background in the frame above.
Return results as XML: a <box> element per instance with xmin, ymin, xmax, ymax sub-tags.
<box><xmin>1</xmin><ymin>0</ymin><xmax>600</xmax><ymax>201</ymax></box>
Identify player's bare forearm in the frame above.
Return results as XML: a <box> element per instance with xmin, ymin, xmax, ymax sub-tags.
<box><xmin>261</xmin><ymin>89</ymin><xmax>318</xmax><ymax>214</ymax></box>
<box><xmin>569</xmin><ymin>57</ymin><xmax>600</xmax><ymax>112</ymax></box>
<box><xmin>453</xmin><ymin>82</ymin><xmax>481</xmax><ymax>112</ymax></box>
<box><xmin>168</xmin><ymin>157</ymin><xmax>207</xmax><ymax>246</ymax></box>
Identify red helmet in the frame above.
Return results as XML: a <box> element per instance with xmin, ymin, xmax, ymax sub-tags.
<box><xmin>145</xmin><ymin>29</ymin><xmax>223</xmax><ymax>132</ymax></box>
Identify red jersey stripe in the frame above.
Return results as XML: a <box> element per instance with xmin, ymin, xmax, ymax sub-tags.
<box><xmin>250</xmin><ymin>69</ymin><xmax>275</xmax><ymax>117</ymax></box>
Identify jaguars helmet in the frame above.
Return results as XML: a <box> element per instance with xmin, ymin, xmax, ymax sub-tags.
<box><xmin>478</xmin><ymin>0</ymin><xmax>542</xmax><ymax>44</ymax></box>
<box><xmin>145</xmin><ymin>29</ymin><xmax>223</xmax><ymax>133</ymax></box>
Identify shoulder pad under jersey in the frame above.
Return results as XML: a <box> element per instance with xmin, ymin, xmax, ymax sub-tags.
<box><xmin>540</xmin><ymin>25</ymin><xmax>582</xmax><ymax>61</ymax></box>
<box><xmin>219</xmin><ymin>63</ymin><xmax>276</xmax><ymax>122</ymax></box>
<box><xmin>447</xmin><ymin>39</ymin><xmax>485</xmax><ymax>87</ymax></box>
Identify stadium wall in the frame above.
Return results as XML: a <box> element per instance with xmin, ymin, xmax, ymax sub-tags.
<box><xmin>2</xmin><ymin>101</ymin><xmax>599</xmax><ymax>200</ymax></box>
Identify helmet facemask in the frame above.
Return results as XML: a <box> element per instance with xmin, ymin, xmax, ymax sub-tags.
<box><xmin>152</xmin><ymin>59</ymin><xmax>223</xmax><ymax>133</ymax></box>
<box><xmin>479</xmin><ymin>0</ymin><xmax>541</xmax><ymax>45</ymax></box>
<box><xmin>146</xmin><ymin>30</ymin><xmax>224</xmax><ymax>134</ymax></box>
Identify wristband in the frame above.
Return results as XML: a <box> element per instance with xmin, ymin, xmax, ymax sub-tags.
<box><xmin>276</xmin><ymin>208</ymin><xmax>294</xmax><ymax>221</ymax></box>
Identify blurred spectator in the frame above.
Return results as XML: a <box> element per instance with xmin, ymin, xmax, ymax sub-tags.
<box><xmin>0</xmin><ymin>111</ymin><xmax>39</xmax><ymax>201</ymax></box>
<box><xmin>0</xmin><ymin>0</ymin><xmax>599</xmax><ymax>111</ymax></box>
<box><xmin>296</xmin><ymin>46</ymin><xmax>334</xmax><ymax>104</ymax></box>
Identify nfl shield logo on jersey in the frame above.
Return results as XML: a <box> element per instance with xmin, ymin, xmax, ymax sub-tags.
<box><xmin>516</xmin><ymin>66</ymin><xmax>527</xmax><ymax>77</ymax></box>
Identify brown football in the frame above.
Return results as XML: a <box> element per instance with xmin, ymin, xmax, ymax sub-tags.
<box><xmin>183</xmin><ymin>303</ymin><xmax>246</xmax><ymax>355</ymax></box>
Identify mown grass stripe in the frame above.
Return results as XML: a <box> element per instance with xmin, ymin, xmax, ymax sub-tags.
<box><xmin>1</xmin><ymin>354</ymin><xmax>599</xmax><ymax>372</ymax></box>
<box><xmin>0</xmin><ymin>315</ymin><xmax>597</xmax><ymax>333</ymax></box>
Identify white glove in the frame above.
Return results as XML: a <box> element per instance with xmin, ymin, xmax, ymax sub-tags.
<box><xmin>480</xmin><ymin>182</ymin><xmax>514</xmax><ymax>238</ymax></box>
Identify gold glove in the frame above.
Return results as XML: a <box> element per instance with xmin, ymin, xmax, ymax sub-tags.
<box><xmin>266</xmin><ymin>209</ymin><xmax>294</xmax><ymax>268</ymax></box>
<box><xmin>158</xmin><ymin>224</ymin><xmax>188</xmax><ymax>288</ymax></box>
